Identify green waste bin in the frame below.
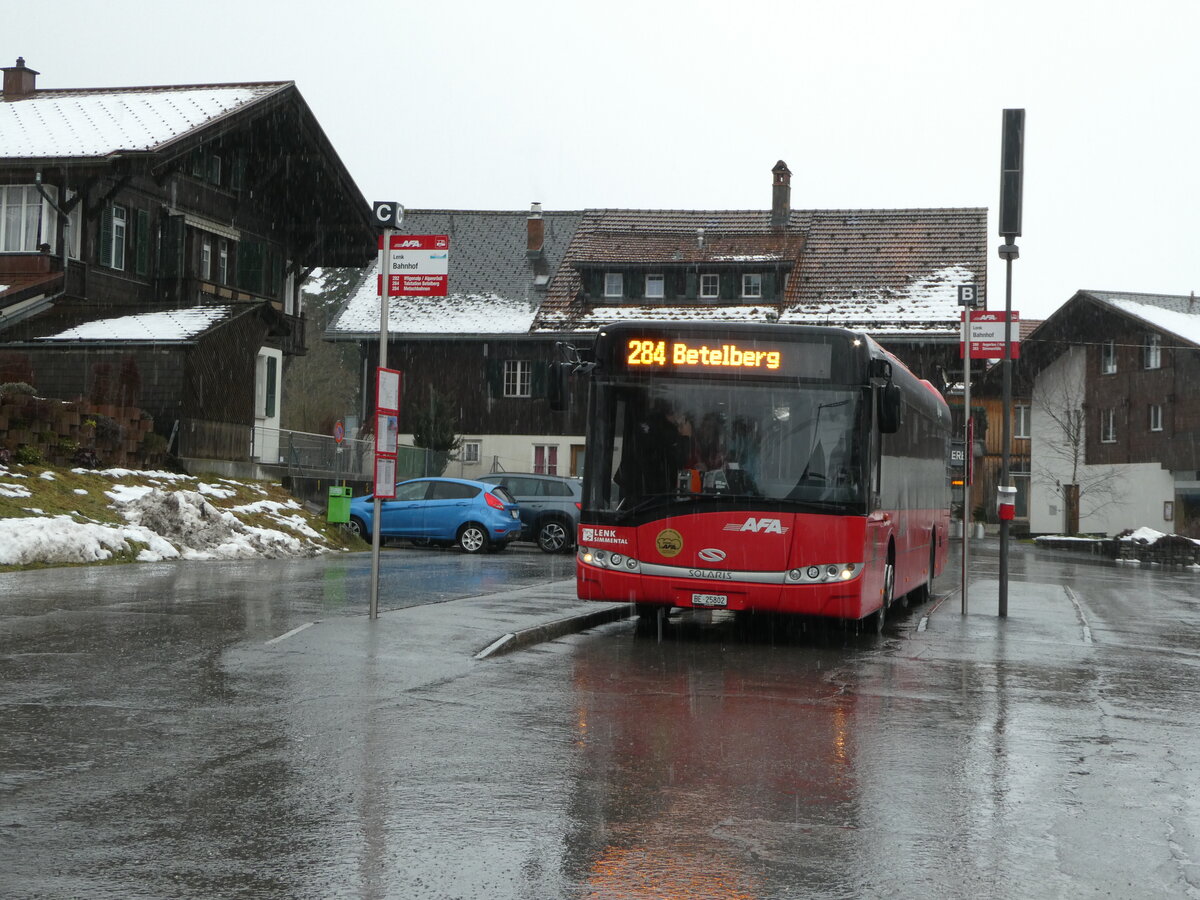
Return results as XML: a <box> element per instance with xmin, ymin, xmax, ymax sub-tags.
<box><xmin>327</xmin><ymin>486</ymin><xmax>353</xmax><ymax>524</ymax></box>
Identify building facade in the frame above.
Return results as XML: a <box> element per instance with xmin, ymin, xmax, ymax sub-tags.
<box><xmin>327</xmin><ymin>162</ymin><xmax>988</xmax><ymax>480</ymax></box>
<box><xmin>1022</xmin><ymin>290</ymin><xmax>1200</xmax><ymax>536</ymax></box>
<box><xmin>0</xmin><ymin>57</ymin><xmax>374</xmax><ymax>468</ymax></box>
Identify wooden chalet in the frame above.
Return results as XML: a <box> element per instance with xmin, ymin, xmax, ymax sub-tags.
<box><xmin>0</xmin><ymin>57</ymin><xmax>374</xmax><ymax>469</ymax></box>
<box><xmin>1019</xmin><ymin>290</ymin><xmax>1200</xmax><ymax>537</ymax></box>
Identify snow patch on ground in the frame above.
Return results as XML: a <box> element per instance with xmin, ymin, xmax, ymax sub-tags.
<box><xmin>0</xmin><ymin>515</ymin><xmax>179</xmax><ymax>566</ymax></box>
<box><xmin>120</xmin><ymin>490</ymin><xmax>324</xmax><ymax>560</ymax></box>
<box><xmin>105</xmin><ymin>484</ymin><xmax>155</xmax><ymax>504</ymax></box>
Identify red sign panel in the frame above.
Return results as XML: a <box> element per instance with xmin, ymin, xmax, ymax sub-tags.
<box><xmin>960</xmin><ymin>311</ymin><xmax>1020</xmax><ymax>360</ymax></box>
<box><xmin>376</xmin><ymin>234</ymin><xmax>449</xmax><ymax>297</ymax></box>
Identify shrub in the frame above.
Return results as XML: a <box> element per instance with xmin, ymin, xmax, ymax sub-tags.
<box><xmin>0</xmin><ymin>382</ymin><xmax>36</xmax><ymax>397</ymax></box>
<box><xmin>14</xmin><ymin>446</ymin><xmax>43</xmax><ymax>465</ymax></box>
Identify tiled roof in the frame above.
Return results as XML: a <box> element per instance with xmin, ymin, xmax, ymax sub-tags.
<box><xmin>326</xmin><ymin>209</ymin><xmax>584</xmax><ymax>338</ymax></box>
<box><xmin>0</xmin><ymin>82</ymin><xmax>290</xmax><ymax>159</ymax></box>
<box><xmin>533</xmin><ymin>206</ymin><xmax>988</xmax><ymax>338</ymax></box>
<box><xmin>1078</xmin><ymin>290</ymin><xmax>1200</xmax><ymax>348</ymax></box>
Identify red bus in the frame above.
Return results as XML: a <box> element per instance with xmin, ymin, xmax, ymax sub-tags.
<box><xmin>570</xmin><ymin>321</ymin><xmax>950</xmax><ymax>630</ymax></box>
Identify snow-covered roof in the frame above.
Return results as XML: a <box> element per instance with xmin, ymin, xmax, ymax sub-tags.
<box><xmin>779</xmin><ymin>265</ymin><xmax>976</xmax><ymax>334</ymax></box>
<box><xmin>333</xmin><ymin>274</ymin><xmax>540</xmax><ymax>335</ymax></box>
<box><xmin>1087</xmin><ymin>291</ymin><xmax>1200</xmax><ymax>347</ymax></box>
<box><xmin>325</xmin><ymin>209</ymin><xmax>583</xmax><ymax>339</ymax></box>
<box><xmin>35</xmin><ymin>306</ymin><xmax>236</xmax><ymax>342</ymax></box>
<box><xmin>537</xmin><ymin>304</ymin><xmax>780</xmax><ymax>331</ymax></box>
<box><xmin>0</xmin><ymin>83</ymin><xmax>289</xmax><ymax>159</ymax></box>
<box><xmin>534</xmin><ymin>207</ymin><xmax>987</xmax><ymax>336</ymax></box>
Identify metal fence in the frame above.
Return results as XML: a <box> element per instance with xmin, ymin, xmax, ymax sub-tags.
<box><xmin>175</xmin><ymin>418</ymin><xmax>455</xmax><ymax>481</ymax></box>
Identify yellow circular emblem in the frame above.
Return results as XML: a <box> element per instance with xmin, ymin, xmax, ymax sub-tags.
<box><xmin>656</xmin><ymin>528</ymin><xmax>683</xmax><ymax>558</ymax></box>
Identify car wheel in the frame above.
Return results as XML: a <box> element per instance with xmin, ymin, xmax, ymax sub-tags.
<box><xmin>347</xmin><ymin>516</ymin><xmax>368</xmax><ymax>540</ymax></box>
<box><xmin>457</xmin><ymin>523</ymin><xmax>489</xmax><ymax>554</ymax></box>
<box><xmin>536</xmin><ymin>519</ymin><xmax>571</xmax><ymax>553</ymax></box>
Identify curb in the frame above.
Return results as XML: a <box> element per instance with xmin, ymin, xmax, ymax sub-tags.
<box><xmin>474</xmin><ymin>603</ymin><xmax>631</xmax><ymax>659</ymax></box>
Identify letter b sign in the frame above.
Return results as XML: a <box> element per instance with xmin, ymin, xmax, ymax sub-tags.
<box><xmin>372</xmin><ymin>201</ymin><xmax>404</xmax><ymax>229</ymax></box>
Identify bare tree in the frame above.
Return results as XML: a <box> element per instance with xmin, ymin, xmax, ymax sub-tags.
<box><xmin>1032</xmin><ymin>373</ymin><xmax>1128</xmax><ymax>534</ymax></box>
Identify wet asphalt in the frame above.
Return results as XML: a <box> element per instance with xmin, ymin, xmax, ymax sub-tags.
<box><xmin>3</xmin><ymin>539</ymin><xmax>1200</xmax><ymax>898</ymax></box>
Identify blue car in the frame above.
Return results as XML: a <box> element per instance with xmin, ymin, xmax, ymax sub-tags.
<box><xmin>347</xmin><ymin>477</ymin><xmax>522</xmax><ymax>553</ymax></box>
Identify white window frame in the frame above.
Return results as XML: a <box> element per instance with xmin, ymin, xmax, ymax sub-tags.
<box><xmin>700</xmin><ymin>273</ymin><xmax>719</xmax><ymax>299</ymax></box>
<box><xmin>201</xmin><ymin>237</ymin><xmax>212</xmax><ymax>281</ymax></box>
<box><xmin>1149</xmin><ymin>404</ymin><xmax>1163</xmax><ymax>432</ymax></box>
<box><xmin>1101</xmin><ymin>408</ymin><xmax>1116</xmax><ymax>443</ymax></box>
<box><xmin>742</xmin><ymin>273</ymin><xmax>762</xmax><ymax>298</ymax></box>
<box><xmin>533</xmin><ymin>444</ymin><xmax>558</xmax><ymax>475</ymax></box>
<box><xmin>460</xmin><ymin>440</ymin><xmax>481</xmax><ymax>463</ymax></box>
<box><xmin>603</xmin><ymin>272</ymin><xmax>623</xmax><ymax>298</ymax></box>
<box><xmin>1014</xmin><ymin>404</ymin><xmax>1030</xmax><ymax>439</ymax></box>
<box><xmin>1144</xmin><ymin>333</ymin><xmax>1162</xmax><ymax>370</ymax></box>
<box><xmin>503</xmin><ymin>360</ymin><xmax>532</xmax><ymax>398</ymax></box>
<box><xmin>1101</xmin><ymin>340</ymin><xmax>1117</xmax><ymax>374</ymax></box>
<box><xmin>0</xmin><ymin>184</ymin><xmax>63</xmax><ymax>254</ymax></box>
<box><xmin>645</xmin><ymin>273</ymin><xmax>665</xmax><ymax>300</ymax></box>
<box><xmin>109</xmin><ymin>205</ymin><xmax>127</xmax><ymax>271</ymax></box>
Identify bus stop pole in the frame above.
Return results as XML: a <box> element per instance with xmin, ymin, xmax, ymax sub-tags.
<box><xmin>369</xmin><ymin>228</ymin><xmax>392</xmax><ymax>621</ymax></box>
<box><xmin>962</xmin><ymin>310</ymin><xmax>971</xmax><ymax>616</ymax></box>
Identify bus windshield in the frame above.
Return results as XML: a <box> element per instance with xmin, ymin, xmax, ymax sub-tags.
<box><xmin>586</xmin><ymin>379</ymin><xmax>866</xmax><ymax>518</ymax></box>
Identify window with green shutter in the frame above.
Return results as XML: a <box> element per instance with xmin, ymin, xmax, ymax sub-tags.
<box><xmin>134</xmin><ymin>209</ymin><xmax>150</xmax><ymax>276</ymax></box>
<box><xmin>157</xmin><ymin>215</ymin><xmax>185</xmax><ymax>278</ymax></box>
<box><xmin>230</xmin><ymin>152</ymin><xmax>246</xmax><ymax>191</ymax></box>
<box><xmin>265</xmin><ymin>356</ymin><xmax>277</xmax><ymax>418</ymax></box>
<box><xmin>99</xmin><ymin>205</ymin><xmax>126</xmax><ymax>271</ymax></box>
<box><xmin>237</xmin><ymin>240</ymin><xmax>265</xmax><ymax>294</ymax></box>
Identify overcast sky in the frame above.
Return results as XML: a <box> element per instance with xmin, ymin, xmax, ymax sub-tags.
<box><xmin>7</xmin><ymin>0</ymin><xmax>1197</xmax><ymax>319</ymax></box>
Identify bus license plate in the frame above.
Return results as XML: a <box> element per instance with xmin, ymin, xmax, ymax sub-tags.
<box><xmin>692</xmin><ymin>593</ymin><xmax>728</xmax><ymax>608</ymax></box>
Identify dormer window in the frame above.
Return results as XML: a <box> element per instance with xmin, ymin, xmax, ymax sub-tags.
<box><xmin>645</xmin><ymin>274</ymin><xmax>664</xmax><ymax>300</ymax></box>
<box><xmin>700</xmin><ymin>273</ymin><xmax>719</xmax><ymax>299</ymax></box>
<box><xmin>604</xmin><ymin>272</ymin><xmax>623</xmax><ymax>298</ymax></box>
<box><xmin>742</xmin><ymin>273</ymin><xmax>762</xmax><ymax>298</ymax></box>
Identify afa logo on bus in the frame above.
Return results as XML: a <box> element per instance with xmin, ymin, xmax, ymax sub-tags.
<box><xmin>723</xmin><ymin>518</ymin><xmax>789</xmax><ymax>534</ymax></box>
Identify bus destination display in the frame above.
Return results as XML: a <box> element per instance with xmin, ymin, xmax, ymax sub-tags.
<box><xmin>623</xmin><ymin>337</ymin><xmax>831</xmax><ymax>379</ymax></box>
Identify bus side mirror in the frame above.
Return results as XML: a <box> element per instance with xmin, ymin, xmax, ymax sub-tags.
<box><xmin>547</xmin><ymin>362</ymin><xmax>570</xmax><ymax>412</ymax></box>
<box><xmin>879</xmin><ymin>382</ymin><xmax>901</xmax><ymax>433</ymax></box>
<box><xmin>869</xmin><ymin>358</ymin><xmax>893</xmax><ymax>381</ymax></box>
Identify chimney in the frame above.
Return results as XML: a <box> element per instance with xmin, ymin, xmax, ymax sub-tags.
<box><xmin>2</xmin><ymin>57</ymin><xmax>38</xmax><ymax>100</ymax></box>
<box><xmin>526</xmin><ymin>201</ymin><xmax>544</xmax><ymax>258</ymax></box>
<box><xmin>771</xmin><ymin>160</ymin><xmax>792</xmax><ymax>228</ymax></box>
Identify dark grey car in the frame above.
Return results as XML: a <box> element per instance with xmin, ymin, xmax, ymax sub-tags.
<box><xmin>477</xmin><ymin>473</ymin><xmax>581</xmax><ymax>553</ymax></box>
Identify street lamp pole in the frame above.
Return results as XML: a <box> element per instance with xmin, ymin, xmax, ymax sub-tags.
<box><xmin>997</xmin><ymin>108</ymin><xmax>1025</xmax><ymax>619</ymax></box>
<box><xmin>998</xmin><ymin>240</ymin><xmax>1017</xmax><ymax>618</ymax></box>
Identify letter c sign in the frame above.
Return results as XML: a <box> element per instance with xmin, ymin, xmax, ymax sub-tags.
<box><xmin>371</xmin><ymin>201</ymin><xmax>404</xmax><ymax>229</ymax></box>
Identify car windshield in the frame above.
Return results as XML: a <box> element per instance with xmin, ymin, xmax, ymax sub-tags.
<box><xmin>490</xmin><ymin>486</ymin><xmax>516</xmax><ymax>505</ymax></box>
<box><xmin>585</xmin><ymin>379</ymin><xmax>866</xmax><ymax>517</ymax></box>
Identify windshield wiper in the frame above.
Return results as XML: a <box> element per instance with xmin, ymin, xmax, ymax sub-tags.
<box><xmin>614</xmin><ymin>492</ymin><xmax>695</xmax><ymax>518</ymax></box>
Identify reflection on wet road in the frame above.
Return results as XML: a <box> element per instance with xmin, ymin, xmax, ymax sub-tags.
<box><xmin>4</xmin><ymin>540</ymin><xmax>1200</xmax><ymax>897</ymax></box>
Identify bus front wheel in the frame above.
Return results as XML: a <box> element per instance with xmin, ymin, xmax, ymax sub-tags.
<box><xmin>874</xmin><ymin>556</ymin><xmax>895</xmax><ymax>634</ymax></box>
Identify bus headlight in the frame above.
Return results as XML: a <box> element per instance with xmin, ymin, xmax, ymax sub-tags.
<box><xmin>579</xmin><ymin>546</ymin><xmax>640</xmax><ymax>573</ymax></box>
<box><xmin>788</xmin><ymin>562</ymin><xmax>865</xmax><ymax>584</ymax></box>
